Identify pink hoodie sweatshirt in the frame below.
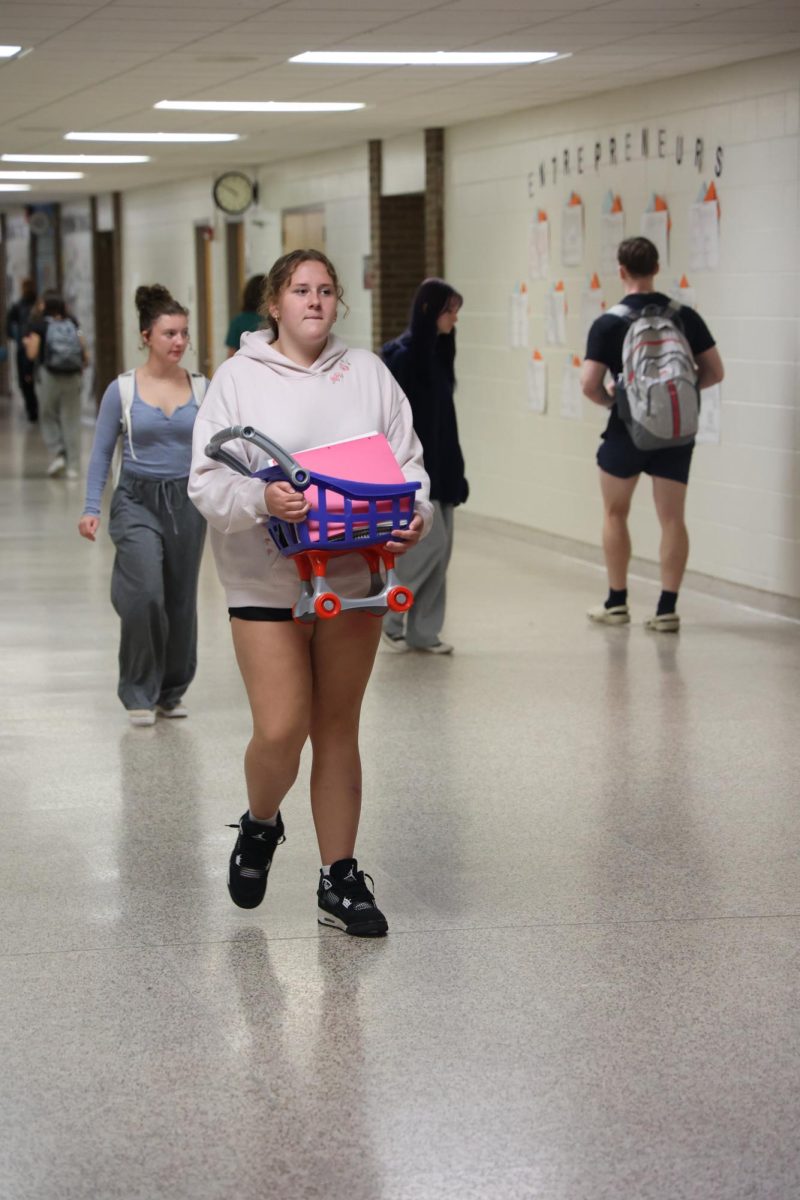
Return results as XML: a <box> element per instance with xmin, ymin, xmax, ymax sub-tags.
<box><xmin>189</xmin><ymin>330</ymin><xmax>432</xmax><ymax>608</ymax></box>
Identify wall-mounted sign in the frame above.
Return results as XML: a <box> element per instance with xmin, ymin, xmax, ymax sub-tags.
<box><xmin>527</xmin><ymin>127</ymin><xmax>724</xmax><ymax>198</ymax></box>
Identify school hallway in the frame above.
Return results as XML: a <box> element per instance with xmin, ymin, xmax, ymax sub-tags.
<box><xmin>1</xmin><ymin>393</ymin><xmax>799</xmax><ymax>1200</ymax></box>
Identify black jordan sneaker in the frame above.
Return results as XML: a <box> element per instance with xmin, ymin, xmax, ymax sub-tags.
<box><xmin>317</xmin><ymin>858</ymin><xmax>388</xmax><ymax>937</ymax></box>
<box><xmin>227</xmin><ymin>812</ymin><xmax>285</xmax><ymax>909</ymax></box>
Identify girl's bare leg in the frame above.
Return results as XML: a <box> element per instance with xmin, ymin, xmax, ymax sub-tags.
<box><xmin>231</xmin><ymin>618</ymin><xmax>313</xmax><ymax>819</ymax></box>
<box><xmin>308</xmin><ymin>613</ymin><xmax>382</xmax><ymax>864</ymax></box>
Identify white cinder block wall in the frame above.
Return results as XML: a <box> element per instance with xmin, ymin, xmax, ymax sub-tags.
<box><xmin>122</xmin><ymin>177</ymin><xmax>226</xmax><ymax>375</ymax></box>
<box><xmin>446</xmin><ymin>51</ymin><xmax>800</xmax><ymax>599</ymax></box>
<box><xmin>121</xmin><ymin>146</ymin><xmax>372</xmax><ymax>373</ymax></box>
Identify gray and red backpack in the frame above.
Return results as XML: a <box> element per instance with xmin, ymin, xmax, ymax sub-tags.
<box><xmin>609</xmin><ymin>300</ymin><xmax>700</xmax><ymax>450</ymax></box>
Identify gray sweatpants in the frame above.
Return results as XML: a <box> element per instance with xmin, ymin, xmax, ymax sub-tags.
<box><xmin>38</xmin><ymin>368</ymin><xmax>82</xmax><ymax>470</ymax></box>
<box><xmin>384</xmin><ymin>500</ymin><xmax>454</xmax><ymax>648</ymax></box>
<box><xmin>108</xmin><ymin>473</ymin><xmax>206</xmax><ymax>711</ymax></box>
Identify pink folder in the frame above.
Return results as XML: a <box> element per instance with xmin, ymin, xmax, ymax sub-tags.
<box><xmin>284</xmin><ymin>433</ymin><xmax>406</xmax><ymax>514</ymax></box>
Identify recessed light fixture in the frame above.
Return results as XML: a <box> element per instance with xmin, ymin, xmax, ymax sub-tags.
<box><xmin>290</xmin><ymin>50</ymin><xmax>560</xmax><ymax>66</ymax></box>
<box><xmin>65</xmin><ymin>131</ymin><xmax>241</xmax><ymax>144</ymax></box>
<box><xmin>0</xmin><ymin>170</ymin><xmax>84</xmax><ymax>179</ymax></box>
<box><xmin>154</xmin><ymin>99</ymin><xmax>364</xmax><ymax>113</ymax></box>
<box><xmin>0</xmin><ymin>45</ymin><xmax>23</xmax><ymax>58</ymax></box>
<box><xmin>0</xmin><ymin>183</ymin><xmax>31</xmax><ymax>191</ymax></box>
<box><xmin>2</xmin><ymin>153</ymin><xmax>151</xmax><ymax>164</ymax></box>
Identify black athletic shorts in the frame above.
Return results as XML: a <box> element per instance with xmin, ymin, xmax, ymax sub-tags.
<box><xmin>597</xmin><ymin>428</ymin><xmax>694</xmax><ymax>484</ymax></box>
<box><xmin>228</xmin><ymin>606</ymin><xmax>294</xmax><ymax>622</ymax></box>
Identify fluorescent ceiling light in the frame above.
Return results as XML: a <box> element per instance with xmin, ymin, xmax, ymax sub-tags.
<box><xmin>0</xmin><ymin>45</ymin><xmax>23</xmax><ymax>58</ymax></box>
<box><xmin>290</xmin><ymin>50</ymin><xmax>559</xmax><ymax>66</ymax></box>
<box><xmin>0</xmin><ymin>183</ymin><xmax>31</xmax><ymax>191</ymax></box>
<box><xmin>0</xmin><ymin>170</ymin><xmax>84</xmax><ymax>179</ymax></box>
<box><xmin>65</xmin><ymin>131</ymin><xmax>240</xmax><ymax>143</ymax></box>
<box><xmin>155</xmin><ymin>99</ymin><xmax>364</xmax><ymax>113</ymax></box>
<box><xmin>2</xmin><ymin>153</ymin><xmax>150</xmax><ymax>164</ymax></box>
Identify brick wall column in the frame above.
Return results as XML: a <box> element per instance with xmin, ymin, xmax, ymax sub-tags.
<box><xmin>368</xmin><ymin>140</ymin><xmax>383</xmax><ymax>353</ymax></box>
<box><xmin>424</xmin><ymin>128</ymin><xmax>445</xmax><ymax>279</ymax></box>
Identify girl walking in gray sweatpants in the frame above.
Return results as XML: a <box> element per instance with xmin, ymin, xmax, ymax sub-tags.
<box><xmin>78</xmin><ymin>284</ymin><xmax>207</xmax><ymax>727</ymax></box>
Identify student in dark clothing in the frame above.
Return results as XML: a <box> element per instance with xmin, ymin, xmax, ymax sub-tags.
<box><xmin>5</xmin><ymin>277</ymin><xmax>39</xmax><ymax>422</ymax></box>
<box><xmin>381</xmin><ymin>278</ymin><xmax>467</xmax><ymax>654</ymax></box>
<box><xmin>224</xmin><ymin>274</ymin><xmax>265</xmax><ymax>358</ymax></box>
<box><xmin>581</xmin><ymin>237</ymin><xmax>724</xmax><ymax>632</ymax></box>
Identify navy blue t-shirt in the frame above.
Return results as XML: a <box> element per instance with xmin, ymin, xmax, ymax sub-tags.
<box><xmin>585</xmin><ymin>292</ymin><xmax>716</xmax><ymax>437</ymax></box>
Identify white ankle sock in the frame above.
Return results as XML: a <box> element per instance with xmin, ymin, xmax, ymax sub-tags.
<box><xmin>321</xmin><ymin>865</ymin><xmax>331</xmax><ymax>876</ymax></box>
<box><xmin>248</xmin><ymin>811</ymin><xmax>278</xmax><ymax>827</ymax></box>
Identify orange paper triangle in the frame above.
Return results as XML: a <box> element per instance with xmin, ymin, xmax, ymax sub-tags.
<box><xmin>654</xmin><ymin>195</ymin><xmax>668</xmax><ymax>211</ymax></box>
<box><xmin>572</xmin><ymin>355</ymin><xmax>582</xmax><ymax>368</ymax></box>
<box><xmin>590</xmin><ymin>273</ymin><xmax>601</xmax><ymax>289</ymax></box>
<box><xmin>705</xmin><ymin>181</ymin><xmax>718</xmax><ymax>202</ymax></box>
<box><xmin>533</xmin><ymin>349</ymin><xmax>543</xmax><ymax>361</ymax></box>
<box><xmin>537</xmin><ymin>209</ymin><xmax>548</xmax><ymax>222</ymax></box>
<box><xmin>611</xmin><ymin>195</ymin><xmax>623</xmax><ymax>213</ymax></box>
<box><xmin>568</xmin><ymin>192</ymin><xmax>582</xmax><ymax>206</ymax></box>
<box><xmin>679</xmin><ymin>274</ymin><xmax>690</xmax><ymax>288</ymax></box>
<box><xmin>554</xmin><ymin>280</ymin><xmax>565</xmax><ymax>291</ymax></box>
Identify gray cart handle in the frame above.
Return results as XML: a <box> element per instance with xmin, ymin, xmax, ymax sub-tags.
<box><xmin>205</xmin><ymin>426</ymin><xmax>310</xmax><ymax>490</ymax></box>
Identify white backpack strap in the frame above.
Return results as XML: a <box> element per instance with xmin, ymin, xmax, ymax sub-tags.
<box><xmin>112</xmin><ymin>370</ymin><xmax>137</xmax><ymax>488</ymax></box>
<box><xmin>188</xmin><ymin>372</ymin><xmax>207</xmax><ymax>406</ymax></box>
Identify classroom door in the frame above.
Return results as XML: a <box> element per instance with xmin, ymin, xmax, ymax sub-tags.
<box><xmin>194</xmin><ymin>225</ymin><xmax>214</xmax><ymax>378</ymax></box>
<box><xmin>281</xmin><ymin>207</ymin><xmax>325</xmax><ymax>254</ymax></box>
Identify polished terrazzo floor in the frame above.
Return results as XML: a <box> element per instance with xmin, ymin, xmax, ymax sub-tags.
<box><xmin>1</xmin><ymin>394</ymin><xmax>799</xmax><ymax>1200</ymax></box>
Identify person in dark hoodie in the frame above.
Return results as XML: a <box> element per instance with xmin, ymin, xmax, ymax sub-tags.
<box><xmin>381</xmin><ymin>277</ymin><xmax>467</xmax><ymax>654</ymax></box>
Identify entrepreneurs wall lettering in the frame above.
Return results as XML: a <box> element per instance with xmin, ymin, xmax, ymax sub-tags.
<box><xmin>527</xmin><ymin>128</ymin><xmax>724</xmax><ymax>198</ymax></box>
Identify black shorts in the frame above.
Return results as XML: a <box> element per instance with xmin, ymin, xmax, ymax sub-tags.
<box><xmin>597</xmin><ymin>428</ymin><xmax>694</xmax><ymax>484</ymax></box>
<box><xmin>228</xmin><ymin>606</ymin><xmax>294</xmax><ymax>622</ymax></box>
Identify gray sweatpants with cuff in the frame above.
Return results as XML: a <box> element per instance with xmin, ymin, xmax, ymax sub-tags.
<box><xmin>383</xmin><ymin>500</ymin><xmax>454</xmax><ymax>648</ymax></box>
<box><xmin>108</xmin><ymin>473</ymin><xmax>206</xmax><ymax>712</ymax></box>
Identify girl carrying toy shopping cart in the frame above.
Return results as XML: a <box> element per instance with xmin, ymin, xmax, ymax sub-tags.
<box><xmin>205</xmin><ymin>424</ymin><xmax>421</xmax><ymax>622</ymax></box>
<box><xmin>189</xmin><ymin>249</ymin><xmax>431</xmax><ymax>937</ymax></box>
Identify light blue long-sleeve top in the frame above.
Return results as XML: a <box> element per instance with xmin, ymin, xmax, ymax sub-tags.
<box><xmin>82</xmin><ymin>375</ymin><xmax>206</xmax><ymax>516</ymax></box>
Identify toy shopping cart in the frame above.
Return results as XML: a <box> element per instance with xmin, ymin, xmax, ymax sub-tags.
<box><xmin>206</xmin><ymin>425</ymin><xmax>420</xmax><ymax>622</ymax></box>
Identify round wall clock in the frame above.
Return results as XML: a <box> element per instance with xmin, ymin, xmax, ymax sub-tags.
<box><xmin>212</xmin><ymin>171</ymin><xmax>256</xmax><ymax>216</ymax></box>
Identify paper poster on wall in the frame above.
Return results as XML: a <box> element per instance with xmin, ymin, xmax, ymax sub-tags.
<box><xmin>560</xmin><ymin>354</ymin><xmax>583</xmax><ymax>420</ymax></box>
<box><xmin>696</xmin><ymin>383</ymin><xmax>721</xmax><ymax>444</ymax></box>
<box><xmin>527</xmin><ymin>350</ymin><xmax>547</xmax><ymax>414</ymax></box>
<box><xmin>508</xmin><ymin>282</ymin><xmax>529</xmax><ymax>348</ymax></box>
<box><xmin>545</xmin><ymin>281</ymin><xmax>567</xmax><ymax>345</ymax></box>
<box><xmin>561</xmin><ymin>192</ymin><xmax>584</xmax><ymax>267</ymax></box>
<box><xmin>640</xmin><ymin>194</ymin><xmax>670</xmax><ymax>266</ymax></box>
<box><xmin>528</xmin><ymin>209</ymin><xmax>550</xmax><ymax>280</ymax></box>
<box><xmin>668</xmin><ymin>274</ymin><xmax>696</xmax><ymax>309</ymax></box>
<box><xmin>580</xmin><ymin>273</ymin><xmax>605</xmax><ymax>343</ymax></box>
<box><xmin>689</xmin><ymin>181</ymin><xmax>720</xmax><ymax>270</ymax></box>
<box><xmin>600</xmin><ymin>191</ymin><xmax>624</xmax><ymax>276</ymax></box>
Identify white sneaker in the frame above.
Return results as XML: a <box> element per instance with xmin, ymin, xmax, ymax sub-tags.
<box><xmin>380</xmin><ymin>630</ymin><xmax>410</xmax><ymax>654</ymax></box>
<box><xmin>46</xmin><ymin>454</ymin><xmax>66</xmax><ymax>477</ymax></box>
<box><xmin>156</xmin><ymin>703</ymin><xmax>188</xmax><ymax>718</ymax></box>
<box><xmin>418</xmin><ymin>640</ymin><xmax>453</xmax><ymax>655</ymax></box>
<box><xmin>587</xmin><ymin>603</ymin><xmax>630</xmax><ymax>625</ymax></box>
<box><xmin>128</xmin><ymin>708</ymin><xmax>156</xmax><ymax>727</ymax></box>
<box><xmin>644</xmin><ymin>612</ymin><xmax>680</xmax><ymax>633</ymax></box>
<box><xmin>65</xmin><ymin>467</ymin><xmax>80</xmax><ymax>480</ymax></box>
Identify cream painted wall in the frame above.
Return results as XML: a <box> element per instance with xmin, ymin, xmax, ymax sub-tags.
<box><xmin>446</xmin><ymin>51</ymin><xmax>800</xmax><ymax>599</ymax></box>
<box><xmin>121</xmin><ymin>177</ymin><xmax>225</xmax><ymax>376</ymax></box>
<box><xmin>249</xmin><ymin>144</ymin><xmax>372</xmax><ymax>350</ymax></box>
<box><xmin>121</xmin><ymin>145</ymin><xmax>372</xmax><ymax>378</ymax></box>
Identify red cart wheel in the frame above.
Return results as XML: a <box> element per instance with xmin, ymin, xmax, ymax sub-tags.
<box><xmin>386</xmin><ymin>586</ymin><xmax>413</xmax><ymax>612</ymax></box>
<box><xmin>314</xmin><ymin>592</ymin><xmax>342</xmax><ymax>619</ymax></box>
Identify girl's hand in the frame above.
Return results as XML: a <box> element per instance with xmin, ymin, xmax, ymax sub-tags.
<box><xmin>386</xmin><ymin>513</ymin><xmax>423</xmax><ymax>554</ymax></box>
<box><xmin>78</xmin><ymin>515</ymin><xmax>100</xmax><ymax>542</ymax></box>
<box><xmin>265</xmin><ymin>481</ymin><xmax>311</xmax><ymax>523</ymax></box>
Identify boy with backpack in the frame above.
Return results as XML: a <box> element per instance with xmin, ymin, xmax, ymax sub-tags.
<box><xmin>23</xmin><ymin>290</ymin><xmax>89</xmax><ymax>479</ymax></box>
<box><xmin>581</xmin><ymin>237</ymin><xmax>724</xmax><ymax>631</ymax></box>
